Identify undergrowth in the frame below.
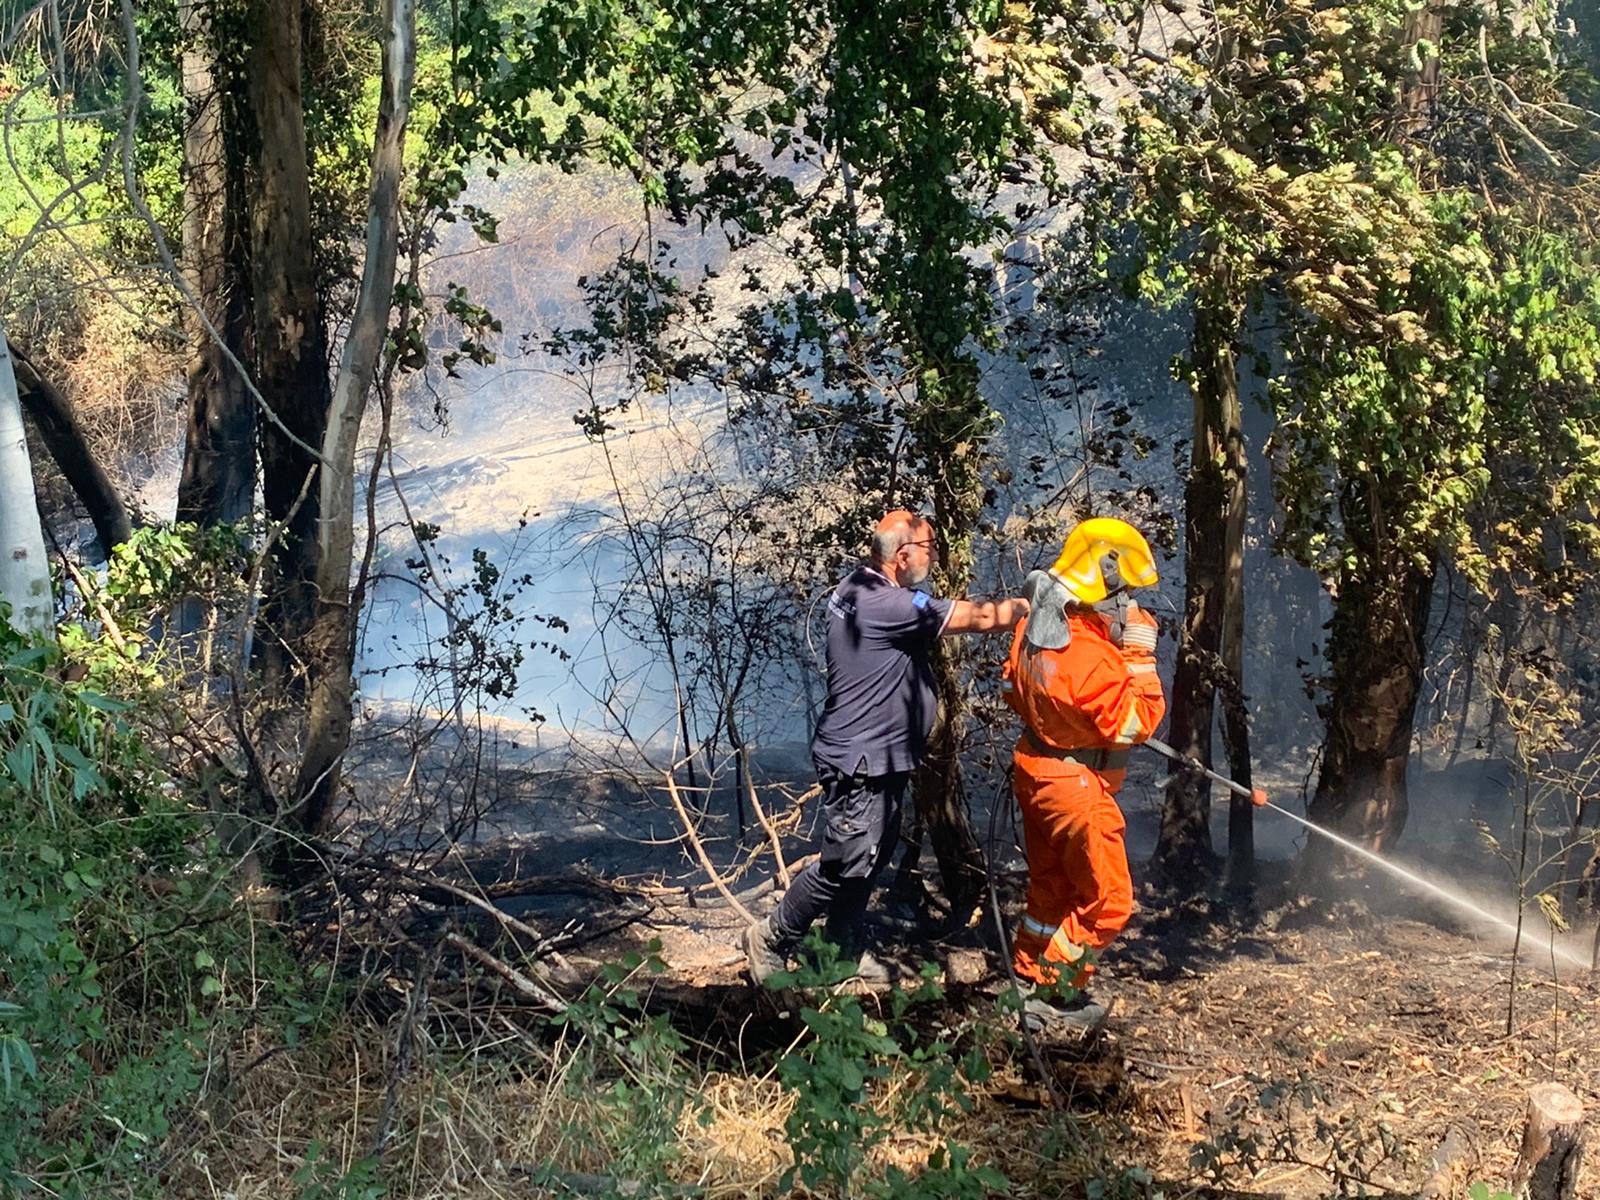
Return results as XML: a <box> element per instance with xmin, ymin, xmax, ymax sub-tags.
<box><xmin>0</xmin><ymin>613</ymin><xmax>322</xmax><ymax>1199</ymax></box>
<box><xmin>6</xmin><ymin>585</ymin><xmax>1498</xmax><ymax>1199</ymax></box>
<box><xmin>0</xmin><ymin>629</ymin><xmax>1059</xmax><ymax>1198</ymax></box>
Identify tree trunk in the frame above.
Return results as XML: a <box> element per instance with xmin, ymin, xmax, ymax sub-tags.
<box><xmin>1305</xmin><ymin>482</ymin><xmax>1434</xmax><ymax>862</ymax></box>
<box><xmin>907</xmin><ymin>357</ymin><xmax>988</xmax><ymax>918</ymax></box>
<box><xmin>290</xmin><ymin>0</ymin><xmax>416</xmax><ymax>844</ymax></box>
<box><xmin>1397</xmin><ymin>2</ymin><xmax>1446</xmax><ymax>135</ymax></box>
<box><xmin>11</xmin><ymin>344</ymin><xmax>133</xmax><ymax>554</ymax></box>
<box><xmin>1512</xmin><ymin>1083</ymin><xmax>1586</xmax><ymax>1200</ymax></box>
<box><xmin>1155</xmin><ymin>263</ymin><xmax>1244</xmax><ymax>884</ymax></box>
<box><xmin>246</xmin><ymin>0</ymin><xmax>331</xmax><ymax>681</ymax></box>
<box><xmin>904</xmin><ymin>448</ymin><xmax>986</xmax><ymax>914</ymax></box>
<box><xmin>177</xmin><ymin>0</ymin><xmax>254</xmax><ymax>532</ymax></box>
<box><xmin>0</xmin><ymin>326</ymin><xmax>54</xmax><ymax>634</ymax></box>
<box><xmin>912</xmin><ymin>637</ymin><xmax>985</xmax><ymax>914</ymax></box>
<box><xmin>1219</xmin><ymin>343</ymin><xmax>1253</xmax><ymax>887</ymax></box>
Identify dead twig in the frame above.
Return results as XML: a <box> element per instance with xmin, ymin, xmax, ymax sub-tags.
<box><xmin>663</xmin><ymin>770</ymin><xmax>757</xmax><ymax>925</ymax></box>
<box><xmin>740</xmin><ymin>745</ymin><xmax>791</xmax><ymax>889</ymax></box>
<box><xmin>367</xmin><ymin>927</ymin><xmax>447</xmax><ymax>1159</ymax></box>
<box><xmin>443</xmin><ymin>931</ymin><xmax>566</xmax><ymax>1014</ymax></box>
<box><xmin>345</xmin><ymin>854</ymin><xmax>571</xmax><ymax>970</ymax></box>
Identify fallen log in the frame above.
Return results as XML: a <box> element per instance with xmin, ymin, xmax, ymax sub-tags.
<box><xmin>1513</xmin><ymin>1082</ymin><xmax>1586</xmax><ymax>1200</ymax></box>
<box><xmin>1418</xmin><ymin>1124</ymin><xmax>1471</xmax><ymax>1199</ymax></box>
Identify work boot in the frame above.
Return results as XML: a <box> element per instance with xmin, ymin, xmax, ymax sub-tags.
<box><xmin>847</xmin><ymin>949</ymin><xmax>892</xmax><ymax>986</ymax></box>
<box><xmin>1019</xmin><ymin>985</ymin><xmax>1110</xmax><ymax>1038</ymax></box>
<box><xmin>743</xmin><ymin>917</ymin><xmax>788</xmax><ymax>987</ymax></box>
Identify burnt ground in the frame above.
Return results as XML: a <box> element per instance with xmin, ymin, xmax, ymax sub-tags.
<box><xmin>439</xmin><ymin>826</ymin><xmax>1599</xmax><ymax>1199</ymax></box>
<box><xmin>340</xmin><ymin>734</ymin><xmax>1597</xmax><ymax>1197</ymax></box>
<box><xmin>1104</xmin><ymin>891</ymin><xmax>1597</xmax><ymax>1198</ymax></box>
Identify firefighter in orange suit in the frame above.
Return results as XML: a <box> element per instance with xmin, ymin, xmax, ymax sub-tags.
<box><xmin>1001</xmin><ymin>518</ymin><xmax>1166</xmax><ymax>1031</ymax></box>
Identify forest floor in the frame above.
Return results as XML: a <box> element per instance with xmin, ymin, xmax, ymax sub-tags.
<box><xmin>447</xmin><ymin>817</ymin><xmax>1600</xmax><ymax>1199</ymax></box>
<box><xmin>644</xmin><ymin>894</ymin><xmax>1592</xmax><ymax>1198</ymax></box>
<box><xmin>198</xmin><ymin>743</ymin><xmax>1596</xmax><ymax>1199</ymax></box>
<box><xmin>176</xmin><ymin>862</ymin><xmax>1600</xmax><ymax>1200</ymax></box>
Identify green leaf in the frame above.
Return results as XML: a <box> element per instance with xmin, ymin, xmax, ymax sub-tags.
<box><xmin>75</xmin><ymin>691</ymin><xmax>130</xmax><ymax>713</ymax></box>
<box><xmin>0</xmin><ymin>1034</ymin><xmax>36</xmax><ymax>1093</ymax></box>
<box><xmin>56</xmin><ymin>743</ymin><xmax>93</xmax><ymax>771</ymax></box>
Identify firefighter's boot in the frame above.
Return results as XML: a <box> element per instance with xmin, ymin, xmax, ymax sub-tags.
<box><xmin>743</xmin><ymin>917</ymin><xmax>788</xmax><ymax>987</ymax></box>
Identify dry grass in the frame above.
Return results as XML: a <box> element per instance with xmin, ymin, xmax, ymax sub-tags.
<box><xmin>147</xmin><ymin>900</ymin><xmax>1598</xmax><ymax>1200</ymax></box>
<box><xmin>154</xmin><ymin>996</ymin><xmax>1098</xmax><ymax>1200</ymax></box>
<box><xmin>58</xmin><ymin>301</ymin><xmax>184</xmax><ymax>470</ymax></box>
<box><xmin>686</xmin><ymin>1074</ymin><xmax>794</xmax><ymax>1195</ymax></box>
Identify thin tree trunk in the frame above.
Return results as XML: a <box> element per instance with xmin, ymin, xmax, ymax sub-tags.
<box><xmin>1155</xmin><ymin>261</ymin><xmax>1243</xmax><ymax>883</ymax></box>
<box><xmin>1220</xmin><ymin>347</ymin><xmax>1253</xmax><ymax>886</ymax></box>
<box><xmin>909</xmin><ymin>363</ymin><xmax>988</xmax><ymax>917</ymax></box>
<box><xmin>912</xmin><ymin>636</ymin><xmax>985</xmax><ymax>913</ymax></box>
<box><xmin>177</xmin><ymin>0</ymin><xmax>254</xmax><ymax>532</ymax></box>
<box><xmin>291</xmin><ymin>0</ymin><xmax>416</xmax><ymax>844</ymax></box>
<box><xmin>11</xmin><ymin>344</ymin><xmax>133</xmax><ymax>553</ymax></box>
<box><xmin>247</xmin><ymin>0</ymin><xmax>331</xmax><ymax>681</ymax></box>
<box><xmin>0</xmin><ymin>326</ymin><xmax>54</xmax><ymax>634</ymax></box>
<box><xmin>1397</xmin><ymin>1</ymin><xmax>1447</xmax><ymax>136</ymax></box>
<box><xmin>1305</xmin><ymin>483</ymin><xmax>1433</xmax><ymax>863</ymax></box>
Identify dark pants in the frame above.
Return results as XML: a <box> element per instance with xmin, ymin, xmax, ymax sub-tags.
<box><xmin>769</xmin><ymin>768</ymin><xmax>907</xmax><ymax>955</ymax></box>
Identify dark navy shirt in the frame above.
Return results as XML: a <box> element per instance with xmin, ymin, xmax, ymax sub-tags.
<box><xmin>811</xmin><ymin>565</ymin><xmax>954</xmax><ymax>777</ymax></box>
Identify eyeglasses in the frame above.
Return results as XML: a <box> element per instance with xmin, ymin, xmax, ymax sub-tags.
<box><xmin>901</xmin><ymin>538</ymin><xmax>936</xmax><ymax>550</ymax></box>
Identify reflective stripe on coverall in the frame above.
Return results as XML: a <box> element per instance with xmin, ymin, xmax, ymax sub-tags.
<box><xmin>1001</xmin><ymin>608</ymin><xmax>1166</xmax><ymax>987</ymax></box>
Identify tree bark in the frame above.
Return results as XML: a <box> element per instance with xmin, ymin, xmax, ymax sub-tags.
<box><xmin>1219</xmin><ymin>339</ymin><xmax>1253</xmax><ymax>887</ymax></box>
<box><xmin>908</xmin><ymin>361</ymin><xmax>989</xmax><ymax>917</ymax></box>
<box><xmin>246</xmin><ymin>0</ymin><xmax>331</xmax><ymax>681</ymax></box>
<box><xmin>1305</xmin><ymin>481</ymin><xmax>1433</xmax><ymax>862</ymax></box>
<box><xmin>176</xmin><ymin>0</ymin><xmax>254</xmax><ymax>532</ymax></box>
<box><xmin>1155</xmin><ymin>262</ymin><xmax>1245</xmax><ymax>884</ymax></box>
<box><xmin>912</xmin><ymin>635</ymin><xmax>985</xmax><ymax>914</ymax></box>
<box><xmin>290</xmin><ymin>0</ymin><xmax>416</xmax><ymax>843</ymax></box>
<box><xmin>1512</xmin><ymin>1083</ymin><xmax>1586</xmax><ymax>1200</ymax></box>
<box><xmin>11</xmin><ymin>344</ymin><xmax>133</xmax><ymax>554</ymax></box>
<box><xmin>1397</xmin><ymin>2</ymin><xmax>1447</xmax><ymax>135</ymax></box>
<box><xmin>0</xmin><ymin>326</ymin><xmax>54</xmax><ymax>634</ymax></box>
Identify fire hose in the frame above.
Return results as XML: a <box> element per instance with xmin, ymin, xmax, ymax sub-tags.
<box><xmin>1142</xmin><ymin>735</ymin><xmax>1272</xmax><ymax>810</ymax></box>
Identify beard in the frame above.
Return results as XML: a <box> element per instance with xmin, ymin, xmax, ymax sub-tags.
<box><xmin>901</xmin><ymin>561</ymin><xmax>931</xmax><ymax>588</ymax></box>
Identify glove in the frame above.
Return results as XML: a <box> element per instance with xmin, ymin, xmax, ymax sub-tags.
<box><xmin>1118</xmin><ymin>602</ymin><xmax>1159</xmax><ymax>658</ymax></box>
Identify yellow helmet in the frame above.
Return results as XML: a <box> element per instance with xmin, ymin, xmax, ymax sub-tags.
<box><xmin>1048</xmin><ymin>517</ymin><xmax>1159</xmax><ymax>604</ymax></box>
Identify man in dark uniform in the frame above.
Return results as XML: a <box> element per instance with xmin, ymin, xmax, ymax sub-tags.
<box><xmin>743</xmin><ymin>509</ymin><xmax>1029</xmax><ymax>983</ymax></box>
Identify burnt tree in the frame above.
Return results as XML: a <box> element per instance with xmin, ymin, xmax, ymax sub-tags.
<box><xmin>1155</xmin><ymin>257</ymin><xmax>1248</xmax><ymax>883</ymax></box>
<box><xmin>176</xmin><ymin>0</ymin><xmax>254</xmax><ymax>532</ymax></box>
<box><xmin>245</xmin><ymin>0</ymin><xmax>332</xmax><ymax>680</ymax></box>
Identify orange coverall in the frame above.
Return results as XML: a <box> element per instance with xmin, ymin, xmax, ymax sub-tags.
<box><xmin>1001</xmin><ymin>607</ymin><xmax>1166</xmax><ymax>987</ymax></box>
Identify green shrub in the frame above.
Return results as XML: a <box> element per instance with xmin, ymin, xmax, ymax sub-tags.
<box><xmin>0</xmin><ymin>619</ymin><xmax>271</xmax><ymax>1198</ymax></box>
<box><xmin>546</xmin><ymin>942</ymin><xmax>696</xmax><ymax>1193</ymax></box>
<box><xmin>770</xmin><ymin>934</ymin><xmax>1006</xmax><ymax>1198</ymax></box>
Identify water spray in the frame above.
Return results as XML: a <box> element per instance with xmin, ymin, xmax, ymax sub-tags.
<box><xmin>1143</xmin><ymin>737</ymin><xmax>1592</xmax><ymax>972</ymax></box>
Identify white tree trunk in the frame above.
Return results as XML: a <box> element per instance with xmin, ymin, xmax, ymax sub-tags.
<box><xmin>316</xmin><ymin>0</ymin><xmax>415</xmax><ymax>571</ymax></box>
<box><xmin>0</xmin><ymin>325</ymin><xmax>54</xmax><ymax>635</ymax></box>
<box><xmin>290</xmin><ymin>0</ymin><xmax>416</xmax><ymax>839</ymax></box>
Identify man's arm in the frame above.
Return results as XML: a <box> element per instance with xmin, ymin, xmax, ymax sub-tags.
<box><xmin>941</xmin><ymin>596</ymin><xmax>1030</xmax><ymax>635</ymax></box>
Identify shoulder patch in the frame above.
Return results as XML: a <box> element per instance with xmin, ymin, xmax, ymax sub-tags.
<box><xmin>911</xmin><ymin>590</ymin><xmax>931</xmax><ymax>610</ymax></box>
